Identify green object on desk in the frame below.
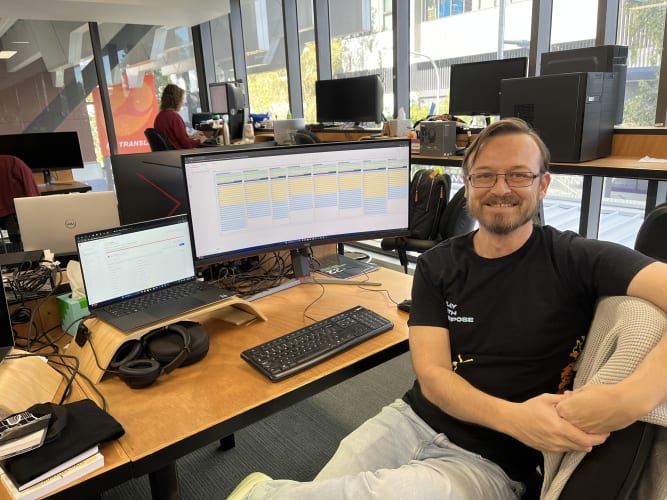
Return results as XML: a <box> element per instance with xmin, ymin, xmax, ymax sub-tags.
<box><xmin>56</xmin><ymin>293</ymin><xmax>89</xmax><ymax>335</ymax></box>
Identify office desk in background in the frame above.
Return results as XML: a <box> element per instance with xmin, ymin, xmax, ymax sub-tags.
<box><xmin>41</xmin><ymin>267</ymin><xmax>412</xmax><ymax>499</ymax></box>
<box><xmin>39</xmin><ymin>181</ymin><xmax>92</xmax><ymax>195</ymax></box>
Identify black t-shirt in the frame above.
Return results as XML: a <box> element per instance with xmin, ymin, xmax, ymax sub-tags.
<box><xmin>403</xmin><ymin>225</ymin><xmax>654</xmax><ymax>481</ymax></box>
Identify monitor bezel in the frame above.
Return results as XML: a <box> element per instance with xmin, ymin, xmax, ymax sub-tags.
<box><xmin>181</xmin><ymin>139</ymin><xmax>411</xmax><ymax>267</ymax></box>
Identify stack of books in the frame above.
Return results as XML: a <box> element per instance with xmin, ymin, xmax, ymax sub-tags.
<box><xmin>0</xmin><ymin>399</ymin><xmax>124</xmax><ymax>499</ymax></box>
<box><xmin>0</xmin><ymin>446</ymin><xmax>103</xmax><ymax>499</ymax></box>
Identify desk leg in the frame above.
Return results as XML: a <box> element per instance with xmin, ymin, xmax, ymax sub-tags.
<box><xmin>579</xmin><ymin>176</ymin><xmax>603</xmax><ymax>239</ymax></box>
<box><xmin>220</xmin><ymin>433</ymin><xmax>236</xmax><ymax>450</ymax></box>
<box><xmin>149</xmin><ymin>462</ymin><xmax>181</xmax><ymax>500</ymax></box>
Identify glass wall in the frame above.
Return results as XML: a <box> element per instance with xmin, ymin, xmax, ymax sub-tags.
<box><xmin>241</xmin><ymin>0</ymin><xmax>289</xmax><ymax>120</ymax></box>
<box><xmin>328</xmin><ymin>0</ymin><xmax>393</xmax><ymax>125</ymax></box>
<box><xmin>618</xmin><ymin>0</ymin><xmax>666</xmax><ymax>127</ymax></box>
<box><xmin>0</xmin><ymin>20</ymin><xmax>108</xmax><ymax>189</ymax></box>
<box><xmin>297</xmin><ymin>0</ymin><xmax>318</xmax><ymax>124</ymax></box>
<box><xmin>209</xmin><ymin>0</ymin><xmax>235</xmax><ymax>83</ymax></box>
<box><xmin>97</xmin><ymin>23</ymin><xmax>201</xmax><ymax>158</ymax></box>
<box><xmin>410</xmin><ymin>0</ymin><xmax>532</xmax><ymax>122</ymax></box>
<box><xmin>599</xmin><ymin>0</ymin><xmax>666</xmax><ymax>244</ymax></box>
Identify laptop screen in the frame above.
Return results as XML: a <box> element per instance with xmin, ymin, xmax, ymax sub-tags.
<box><xmin>1</xmin><ymin>282</ymin><xmax>15</xmax><ymax>364</ymax></box>
<box><xmin>75</xmin><ymin>215</ymin><xmax>197</xmax><ymax>309</ymax></box>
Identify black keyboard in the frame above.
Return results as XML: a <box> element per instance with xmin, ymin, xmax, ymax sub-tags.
<box><xmin>241</xmin><ymin>305</ymin><xmax>393</xmax><ymax>381</ymax></box>
<box><xmin>106</xmin><ymin>281</ymin><xmax>213</xmax><ymax>318</ymax></box>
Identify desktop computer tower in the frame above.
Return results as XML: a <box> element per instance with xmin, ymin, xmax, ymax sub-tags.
<box><xmin>500</xmin><ymin>72</ymin><xmax>617</xmax><ymax>163</ymax></box>
<box><xmin>540</xmin><ymin>45</ymin><xmax>627</xmax><ymax>124</ymax></box>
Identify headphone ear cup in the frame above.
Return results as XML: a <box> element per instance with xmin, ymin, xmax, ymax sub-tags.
<box><xmin>175</xmin><ymin>321</ymin><xmax>209</xmax><ymax>366</ymax></box>
<box><xmin>144</xmin><ymin>324</ymin><xmax>190</xmax><ymax>373</ymax></box>
<box><xmin>117</xmin><ymin>359</ymin><xmax>162</xmax><ymax>389</ymax></box>
<box><xmin>145</xmin><ymin>321</ymin><xmax>210</xmax><ymax>368</ymax></box>
<box><xmin>109</xmin><ymin>340</ymin><xmax>143</xmax><ymax>371</ymax></box>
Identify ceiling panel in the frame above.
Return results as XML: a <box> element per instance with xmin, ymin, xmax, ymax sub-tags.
<box><xmin>0</xmin><ymin>0</ymin><xmax>230</xmax><ymax>27</ymax></box>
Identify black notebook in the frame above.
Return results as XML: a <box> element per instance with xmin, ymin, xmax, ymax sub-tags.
<box><xmin>3</xmin><ymin>399</ymin><xmax>124</xmax><ymax>487</ymax></box>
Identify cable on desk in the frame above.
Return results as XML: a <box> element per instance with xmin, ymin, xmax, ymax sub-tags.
<box><xmin>206</xmin><ymin>253</ymin><xmax>292</xmax><ymax>298</ymax></box>
<box><xmin>8</xmin><ymin>262</ymin><xmax>64</xmax><ymax>352</ymax></box>
<box><xmin>3</xmin><ymin>351</ymin><xmax>108</xmax><ymax>410</ymax></box>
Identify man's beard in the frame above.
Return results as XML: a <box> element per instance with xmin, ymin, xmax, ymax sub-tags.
<box><xmin>468</xmin><ymin>194</ymin><xmax>539</xmax><ymax>235</ymax></box>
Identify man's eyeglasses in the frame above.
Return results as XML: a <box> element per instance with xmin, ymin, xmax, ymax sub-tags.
<box><xmin>467</xmin><ymin>172</ymin><xmax>540</xmax><ymax>188</ymax></box>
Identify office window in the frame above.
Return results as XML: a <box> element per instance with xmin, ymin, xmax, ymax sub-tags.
<box><xmin>618</xmin><ymin>0</ymin><xmax>666</xmax><ymax>127</ymax></box>
<box><xmin>210</xmin><ymin>1</ymin><xmax>236</xmax><ymax>84</ymax></box>
<box><xmin>241</xmin><ymin>0</ymin><xmax>289</xmax><ymax>119</ymax></box>
<box><xmin>410</xmin><ymin>0</ymin><xmax>531</xmax><ymax>121</ymax></box>
<box><xmin>328</xmin><ymin>0</ymin><xmax>393</xmax><ymax>123</ymax></box>
<box><xmin>97</xmin><ymin>23</ymin><xmax>200</xmax><ymax>158</ymax></box>
<box><xmin>550</xmin><ymin>0</ymin><xmax>598</xmax><ymax>51</ymax></box>
<box><xmin>298</xmin><ymin>0</ymin><xmax>318</xmax><ymax>124</ymax></box>
<box><xmin>0</xmin><ymin>20</ymin><xmax>109</xmax><ymax>190</ymax></box>
<box><xmin>423</xmin><ymin>0</ymin><xmax>465</xmax><ymax>20</ymax></box>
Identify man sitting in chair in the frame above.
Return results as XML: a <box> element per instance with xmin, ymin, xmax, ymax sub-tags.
<box><xmin>229</xmin><ymin>118</ymin><xmax>667</xmax><ymax>499</ymax></box>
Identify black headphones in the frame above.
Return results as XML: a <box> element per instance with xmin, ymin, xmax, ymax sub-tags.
<box><xmin>109</xmin><ymin>321</ymin><xmax>210</xmax><ymax>389</ymax></box>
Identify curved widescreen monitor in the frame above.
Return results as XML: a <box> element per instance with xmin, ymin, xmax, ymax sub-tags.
<box><xmin>182</xmin><ymin>139</ymin><xmax>410</xmax><ymax>266</ymax></box>
<box><xmin>0</xmin><ymin>131</ymin><xmax>84</xmax><ymax>184</ymax></box>
<box><xmin>315</xmin><ymin>75</ymin><xmax>384</xmax><ymax>125</ymax></box>
<box><xmin>449</xmin><ymin>57</ymin><xmax>528</xmax><ymax>116</ymax></box>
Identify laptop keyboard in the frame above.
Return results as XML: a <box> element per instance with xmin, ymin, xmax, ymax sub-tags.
<box><xmin>106</xmin><ymin>281</ymin><xmax>215</xmax><ymax>318</ymax></box>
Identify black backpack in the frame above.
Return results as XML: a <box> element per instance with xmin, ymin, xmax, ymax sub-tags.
<box><xmin>409</xmin><ymin>169</ymin><xmax>451</xmax><ymax>240</ymax></box>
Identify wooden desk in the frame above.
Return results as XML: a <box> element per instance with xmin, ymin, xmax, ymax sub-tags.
<box><xmin>75</xmin><ymin>267</ymin><xmax>412</xmax><ymax>499</ymax></box>
<box><xmin>39</xmin><ymin>181</ymin><xmax>92</xmax><ymax>195</ymax></box>
<box><xmin>411</xmin><ymin>152</ymin><xmax>667</xmax><ymax>238</ymax></box>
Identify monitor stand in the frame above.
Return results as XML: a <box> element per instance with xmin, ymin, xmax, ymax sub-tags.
<box><xmin>290</xmin><ymin>248</ymin><xmax>382</xmax><ymax>286</ymax></box>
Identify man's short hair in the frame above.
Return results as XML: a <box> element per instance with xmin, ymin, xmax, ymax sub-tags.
<box><xmin>461</xmin><ymin>117</ymin><xmax>551</xmax><ymax>176</ymax></box>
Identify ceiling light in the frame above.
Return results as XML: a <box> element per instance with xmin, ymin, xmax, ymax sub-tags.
<box><xmin>0</xmin><ymin>51</ymin><xmax>17</xmax><ymax>59</ymax></box>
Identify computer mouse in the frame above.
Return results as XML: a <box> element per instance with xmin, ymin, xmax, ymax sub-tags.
<box><xmin>397</xmin><ymin>299</ymin><xmax>411</xmax><ymax>313</ymax></box>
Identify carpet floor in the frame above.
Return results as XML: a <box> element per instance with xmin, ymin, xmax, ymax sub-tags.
<box><xmin>102</xmin><ymin>351</ymin><xmax>414</xmax><ymax>499</ymax></box>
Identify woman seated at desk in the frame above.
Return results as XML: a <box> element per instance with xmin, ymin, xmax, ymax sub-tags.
<box><xmin>154</xmin><ymin>84</ymin><xmax>206</xmax><ymax>149</ymax></box>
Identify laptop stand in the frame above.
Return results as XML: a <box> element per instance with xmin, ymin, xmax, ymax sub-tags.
<box><xmin>65</xmin><ymin>297</ymin><xmax>266</xmax><ymax>384</ymax></box>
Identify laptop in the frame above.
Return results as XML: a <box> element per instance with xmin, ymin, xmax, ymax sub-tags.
<box><xmin>0</xmin><ymin>284</ymin><xmax>14</xmax><ymax>365</ymax></box>
<box><xmin>75</xmin><ymin>215</ymin><xmax>233</xmax><ymax>332</ymax></box>
<box><xmin>15</xmin><ymin>191</ymin><xmax>121</xmax><ymax>256</ymax></box>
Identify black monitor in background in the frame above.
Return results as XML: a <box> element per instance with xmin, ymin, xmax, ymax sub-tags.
<box><xmin>209</xmin><ymin>82</ymin><xmax>245</xmax><ymax>140</ymax></box>
<box><xmin>181</xmin><ymin>139</ymin><xmax>410</xmax><ymax>278</ymax></box>
<box><xmin>315</xmin><ymin>75</ymin><xmax>384</xmax><ymax>126</ymax></box>
<box><xmin>540</xmin><ymin>45</ymin><xmax>628</xmax><ymax>124</ymax></box>
<box><xmin>449</xmin><ymin>57</ymin><xmax>528</xmax><ymax>116</ymax></box>
<box><xmin>0</xmin><ymin>132</ymin><xmax>84</xmax><ymax>185</ymax></box>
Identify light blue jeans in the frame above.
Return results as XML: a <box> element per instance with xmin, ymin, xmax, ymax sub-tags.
<box><xmin>247</xmin><ymin>399</ymin><xmax>525</xmax><ymax>499</ymax></box>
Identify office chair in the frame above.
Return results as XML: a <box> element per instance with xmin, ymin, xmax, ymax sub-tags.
<box><xmin>144</xmin><ymin>128</ymin><xmax>173</xmax><ymax>151</ymax></box>
<box><xmin>381</xmin><ymin>186</ymin><xmax>476</xmax><ymax>273</ymax></box>
<box><xmin>293</xmin><ymin>129</ymin><xmax>321</xmax><ymax>144</ymax></box>
<box><xmin>534</xmin><ymin>212</ymin><xmax>667</xmax><ymax>499</ymax></box>
<box><xmin>634</xmin><ymin>202</ymin><xmax>667</xmax><ymax>262</ymax></box>
<box><xmin>0</xmin><ymin>155</ymin><xmax>41</xmax><ymax>248</ymax></box>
